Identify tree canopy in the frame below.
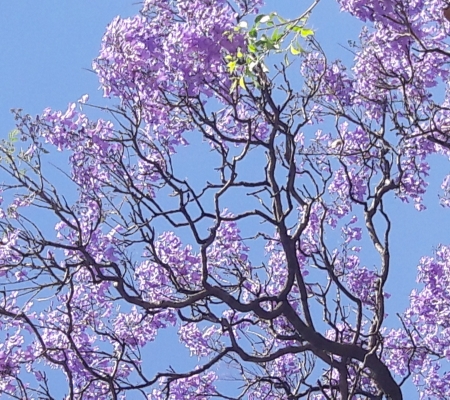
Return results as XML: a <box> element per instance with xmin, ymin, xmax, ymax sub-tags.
<box><xmin>1</xmin><ymin>0</ymin><xmax>450</xmax><ymax>398</ymax></box>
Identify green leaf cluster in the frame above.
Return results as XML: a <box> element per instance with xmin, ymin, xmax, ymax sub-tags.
<box><xmin>225</xmin><ymin>11</ymin><xmax>314</xmax><ymax>92</ymax></box>
<box><xmin>8</xmin><ymin>128</ymin><xmax>19</xmax><ymax>143</ymax></box>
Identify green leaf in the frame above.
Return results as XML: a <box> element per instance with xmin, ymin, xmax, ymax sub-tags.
<box><xmin>228</xmin><ymin>60</ymin><xmax>237</xmax><ymax>73</ymax></box>
<box><xmin>271</xmin><ymin>29</ymin><xmax>283</xmax><ymax>42</ymax></box>
<box><xmin>300</xmin><ymin>28</ymin><xmax>314</xmax><ymax>37</ymax></box>
<box><xmin>265</xmin><ymin>41</ymin><xmax>276</xmax><ymax>50</ymax></box>
<box><xmin>290</xmin><ymin>44</ymin><xmax>303</xmax><ymax>55</ymax></box>
<box><xmin>286</xmin><ymin>23</ymin><xmax>295</xmax><ymax>31</ymax></box>
<box><xmin>290</xmin><ymin>25</ymin><xmax>302</xmax><ymax>33</ymax></box>
<box><xmin>239</xmin><ymin>76</ymin><xmax>246</xmax><ymax>89</ymax></box>
<box><xmin>255</xmin><ymin>39</ymin><xmax>267</xmax><ymax>47</ymax></box>
<box><xmin>248</xmin><ymin>43</ymin><xmax>257</xmax><ymax>53</ymax></box>
<box><xmin>8</xmin><ymin>128</ymin><xmax>19</xmax><ymax>143</ymax></box>
<box><xmin>259</xmin><ymin>15</ymin><xmax>271</xmax><ymax>24</ymax></box>
<box><xmin>255</xmin><ymin>14</ymin><xmax>266</xmax><ymax>24</ymax></box>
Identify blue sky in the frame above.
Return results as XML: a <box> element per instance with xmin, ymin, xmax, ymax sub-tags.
<box><xmin>0</xmin><ymin>2</ymin><xmax>139</xmax><ymax>128</ymax></box>
<box><xmin>1</xmin><ymin>1</ymin><xmax>448</xmax><ymax>398</ymax></box>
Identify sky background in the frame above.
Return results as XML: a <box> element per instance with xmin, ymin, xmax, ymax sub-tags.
<box><xmin>0</xmin><ymin>1</ymin><xmax>449</xmax><ymax>398</ymax></box>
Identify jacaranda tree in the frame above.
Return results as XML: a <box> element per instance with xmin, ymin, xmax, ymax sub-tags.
<box><xmin>2</xmin><ymin>0</ymin><xmax>450</xmax><ymax>398</ymax></box>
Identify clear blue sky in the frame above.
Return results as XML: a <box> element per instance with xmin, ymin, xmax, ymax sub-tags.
<box><xmin>1</xmin><ymin>1</ymin><xmax>448</xmax><ymax>398</ymax></box>
<box><xmin>0</xmin><ymin>2</ymin><xmax>140</xmax><ymax>129</ymax></box>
